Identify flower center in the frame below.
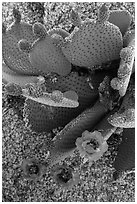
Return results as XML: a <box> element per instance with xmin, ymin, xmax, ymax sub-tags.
<box><xmin>87</xmin><ymin>138</ymin><xmax>99</xmax><ymax>150</ymax></box>
<box><xmin>57</xmin><ymin>168</ymin><xmax>72</xmax><ymax>183</ymax></box>
<box><xmin>28</xmin><ymin>164</ymin><xmax>39</xmax><ymax>175</ymax></box>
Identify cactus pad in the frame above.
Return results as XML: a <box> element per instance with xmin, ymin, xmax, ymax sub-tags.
<box><xmin>108</xmin><ymin>77</ymin><xmax>135</xmax><ymax>128</ymax></box>
<box><xmin>111</xmin><ymin>30</ymin><xmax>135</xmax><ymax>96</ymax></box>
<box><xmin>23</xmin><ymin>71</ymin><xmax>108</xmax><ymax>133</ymax></box>
<box><xmin>61</xmin><ymin>4</ymin><xmax>123</xmax><ymax>69</ymax></box>
<box><xmin>19</xmin><ymin>22</ymin><xmax>72</xmax><ymax>76</ymax></box>
<box><xmin>2</xmin><ymin>9</ymin><xmax>40</xmax><ymax>75</ymax></box>
<box><xmin>108</xmin><ymin>9</ymin><xmax>132</xmax><ymax>36</ymax></box>
<box><xmin>113</xmin><ymin>128</ymin><xmax>135</xmax><ymax>176</ymax></box>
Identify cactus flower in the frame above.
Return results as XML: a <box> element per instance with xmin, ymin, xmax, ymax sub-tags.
<box><xmin>76</xmin><ymin>130</ymin><xmax>108</xmax><ymax>165</ymax></box>
<box><xmin>21</xmin><ymin>158</ymin><xmax>45</xmax><ymax>181</ymax></box>
<box><xmin>51</xmin><ymin>165</ymin><xmax>80</xmax><ymax>190</ymax></box>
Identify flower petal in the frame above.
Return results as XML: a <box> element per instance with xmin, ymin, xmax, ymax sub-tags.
<box><xmin>76</xmin><ymin>130</ymin><xmax>108</xmax><ymax>164</ymax></box>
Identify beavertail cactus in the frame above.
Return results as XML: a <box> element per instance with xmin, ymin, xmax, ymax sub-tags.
<box><xmin>98</xmin><ymin>75</ymin><xmax>120</xmax><ymax>111</ymax></box>
<box><xmin>2</xmin><ymin>8</ymin><xmax>40</xmax><ymax>75</ymax></box>
<box><xmin>47</xmin><ymin>100</ymin><xmax>109</xmax><ymax>166</ymax></box>
<box><xmin>113</xmin><ymin>128</ymin><xmax>135</xmax><ymax>180</ymax></box>
<box><xmin>75</xmin><ymin>111</ymin><xmax>118</xmax><ymax>165</ymax></box>
<box><xmin>47</xmin><ymin>108</ymin><xmax>117</xmax><ymax>167</ymax></box>
<box><xmin>4</xmin><ymin>71</ymin><xmax>79</xmax><ymax>108</ymax></box>
<box><xmin>61</xmin><ymin>4</ymin><xmax>123</xmax><ymax>69</ymax></box>
<box><xmin>2</xmin><ymin>3</ymin><xmax>135</xmax><ymax>182</ymax></box>
<box><xmin>108</xmin><ymin>9</ymin><xmax>132</xmax><ymax>36</ymax></box>
<box><xmin>23</xmin><ymin>71</ymin><xmax>108</xmax><ymax>133</ymax></box>
<box><xmin>23</xmin><ymin>87</ymin><xmax>79</xmax><ymax>108</ymax></box>
<box><xmin>111</xmin><ymin>29</ymin><xmax>135</xmax><ymax>96</ymax></box>
<box><xmin>19</xmin><ymin>22</ymin><xmax>72</xmax><ymax>76</ymax></box>
<box><xmin>108</xmin><ymin>76</ymin><xmax>135</xmax><ymax>128</ymax></box>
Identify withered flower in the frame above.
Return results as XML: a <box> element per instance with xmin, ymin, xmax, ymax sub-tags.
<box><xmin>51</xmin><ymin>164</ymin><xmax>80</xmax><ymax>190</ymax></box>
<box><xmin>21</xmin><ymin>158</ymin><xmax>45</xmax><ymax>180</ymax></box>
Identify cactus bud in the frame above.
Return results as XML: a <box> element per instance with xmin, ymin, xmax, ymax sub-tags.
<box><xmin>70</xmin><ymin>9</ymin><xmax>81</xmax><ymax>28</ymax></box>
<box><xmin>18</xmin><ymin>39</ymin><xmax>32</xmax><ymax>53</ymax></box>
<box><xmin>33</xmin><ymin>22</ymin><xmax>47</xmax><ymax>38</ymax></box>
<box><xmin>97</xmin><ymin>4</ymin><xmax>110</xmax><ymax>23</ymax></box>
<box><xmin>13</xmin><ymin>8</ymin><xmax>21</xmax><ymax>23</ymax></box>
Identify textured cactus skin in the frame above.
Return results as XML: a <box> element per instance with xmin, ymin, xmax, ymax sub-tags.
<box><xmin>29</xmin><ymin>35</ymin><xmax>71</xmax><ymax>76</ymax></box>
<box><xmin>47</xmin><ymin>101</ymin><xmax>108</xmax><ymax>166</ymax></box>
<box><xmin>2</xmin><ymin>4</ymin><xmax>135</xmax><ymax>180</ymax></box>
<box><xmin>2</xmin><ymin>10</ymin><xmax>40</xmax><ymax>75</ymax></box>
<box><xmin>108</xmin><ymin>10</ymin><xmax>132</xmax><ymax>36</ymax></box>
<box><xmin>23</xmin><ymin>71</ymin><xmax>108</xmax><ymax>133</ymax></box>
<box><xmin>108</xmin><ymin>76</ymin><xmax>135</xmax><ymax>128</ymax></box>
<box><xmin>61</xmin><ymin>5</ymin><xmax>123</xmax><ymax>68</ymax></box>
<box><xmin>2</xmin><ymin>9</ymin><xmax>71</xmax><ymax>77</ymax></box>
<box><xmin>20</xmin><ymin>23</ymin><xmax>71</xmax><ymax>76</ymax></box>
<box><xmin>24</xmin><ymin>100</ymin><xmax>81</xmax><ymax>133</ymax></box>
<box><xmin>113</xmin><ymin>128</ymin><xmax>135</xmax><ymax>174</ymax></box>
<box><xmin>2</xmin><ymin>63</ymin><xmax>42</xmax><ymax>87</ymax></box>
<box><xmin>111</xmin><ymin>30</ymin><xmax>135</xmax><ymax>97</ymax></box>
<box><xmin>93</xmin><ymin>113</ymin><xmax>117</xmax><ymax>141</ymax></box>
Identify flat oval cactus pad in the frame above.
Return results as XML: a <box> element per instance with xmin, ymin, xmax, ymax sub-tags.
<box><xmin>27</xmin><ymin>30</ymin><xmax>72</xmax><ymax>76</ymax></box>
<box><xmin>2</xmin><ymin>63</ymin><xmax>42</xmax><ymax>87</ymax></box>
<box><xmin>61</xmin><ymin>4</ymin><xmax>123</xmax><ymax>69</ymax></box>
<box><xmin>23</xmin><ymin>70</ymin><xmax>108</xmax><ymax>133</ymax></box>
<box><xmin>113</xmin><ymin>128</ymin><xmax>135</xmax><ymax>176</ymax></box>
<box><xmin>2</xmin><ymin>9</ymin><xmax>40</xmax><ymax>75</ymax></box>
<box><xmin>23</xmin><ymin>90</ymin><xmax>79</xmax><ymax>108</ymax></box>
<box><xmin>108</xmin><ymin>10</ymin><xmax>132</xmax><ymax>36</ymax></box>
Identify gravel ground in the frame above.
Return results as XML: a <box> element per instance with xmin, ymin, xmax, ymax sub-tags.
<box><xmin>2</xmin><ymin>2</ymin><xmax>135</xmax><ymax>202</ymax></box>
